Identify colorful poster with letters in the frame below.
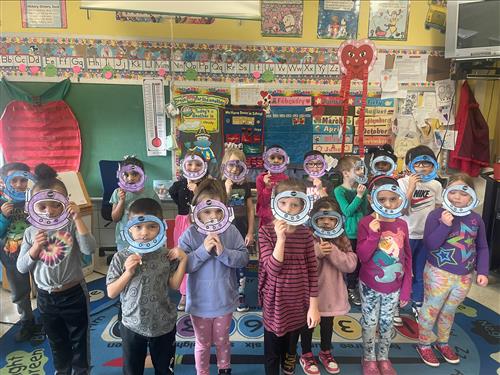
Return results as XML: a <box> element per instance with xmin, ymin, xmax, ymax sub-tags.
<box><xmin>368</xmin><ymin>0</ymin><xmax>410</xmax><ymax>41</ymax></box>
<box><xmin>317</xmin><ymin>0</ymin><xmax>360</xmax><ymax>39</ymax></box>
<box><xmin>261</xmin><ymin>0</ymin><xmax>303</xmax><ymax>37</ymax></box>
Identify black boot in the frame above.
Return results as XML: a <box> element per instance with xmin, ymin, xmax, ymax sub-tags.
<box><xmin>218</xmin><ymin>369</ymin><xmax>232</xmax><ymax>374</ymax></box>
<box><xmin>14</xmin><ymin>319</ymin><xmax>35</xmax><ymax>342</ymax></box>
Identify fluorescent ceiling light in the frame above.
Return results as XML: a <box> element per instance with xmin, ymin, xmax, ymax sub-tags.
<box><xmin>80</xmin><ymin>1</ymin><xmax>261</xmax><ymax>20</ymax></box>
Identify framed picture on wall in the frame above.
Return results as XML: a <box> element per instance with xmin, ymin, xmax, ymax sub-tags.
<box><xmin>368</xmin><ymin>0</ymin><xmax>410</xmax><ymax>41</ymax></box>
<box><xmin>317</xmin><ymin>0</ymin><xmax>360</xmax><ymax>40</ymax></box>
<box><xmin>21</xmin><ymin>0</ymin><xmax>67</xmax><ymax>28</ymax></box>
<box><xmin>261</xmin><ymin>0</ymin><xmax>303</xmax><ymax>37</ymax></box>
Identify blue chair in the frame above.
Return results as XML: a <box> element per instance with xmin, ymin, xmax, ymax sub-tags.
<box><xmin>98</xmin><ymin>160</ymin><xmax>120</xmax><ymax>260</ymax></box>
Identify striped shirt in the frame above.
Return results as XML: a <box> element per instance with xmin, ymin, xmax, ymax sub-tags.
<box><xmin>258</xmin><ymin>224</ymin><xmax>318</xmax><ymax>337</ymax></box>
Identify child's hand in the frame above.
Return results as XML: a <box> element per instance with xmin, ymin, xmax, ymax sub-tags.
<box><xmin>476</xmin><ymin>275</ymin><xmax>488</xmax><ymax>287</ymax></box>
<box><xmin>441</xmin><ymin>210</ymin><xmax>454</xmax><ymax>227</ymax></box>
<box><xmin>187</xmin><ymin>181</ymin><xmax>197</xmax><ymax>192</ymax></box>
<box><xmin>307</xmin><ymin>306</ymin><xmax>320</xmax><ymax>328</ymax></box>
<box><xmin>213</xmin><ymin>234</ymin><xmax>223</xmax><ymax>256</ymax></box>
<box><xmin>400</xmin><ymin>300</ymin><xmax>409</xmax><ymax>308</ymax></box>
<box><xmin>356</xmin><ymin>184</ymin><xmax>366</xmax><ymax>197</ymax></box>
<box><xmin>263</xmin><ymin>171</ymin><xmax>272</xmax><ymax>186</ymax></box>
<box><xmin>124</xmin><ymin>253</ymin><xmax>142</xmax><ymax>276</ymax></box>
<box><xmin>408</xmin><ymin>174</ymin><xmax>421</xmax><ymax>191</ymax></box>
<box><xmin>319</xmin><ymin>238</ymin><xmax>333</xmax><ymax>255</ymax></box>
<box><xmin>313</xmin><ymin>178</ymin><xmax>323</xmax><ymax>188</ymax></box>
<box><xmin>67</xmin><ymin>202</ymin><xmax>81</xmax><ymax>220</ymax></box>
<box><xmin>369</xmin><ymin>217</ymin><xmax>381</xmax><ymax>233</ymax></box>
<box><xmin>32</xmin><ymin>230</ymin><xmax>48</xmax><ymax>257</ymax></box>
<box><xmin>274</xmin><ymin>220</ymin><xmax>287</xmax><ymax>241</ymax></box>
<box><xmin>168</xmin><ymin>247</ymin><xmax>187</xmax><ymax>262</ymax></box>
<box><xmin>245</xmin><ymin>233</ymin><xmax>255</xmax><ymax>246</ymax></box>
<box><xmin>203</xmin><ymin>234</ymin><xmax>217</xmax><ymax>253</ymax></box>
<box><xmin>118</xmin><ymin>188</ymin><xmax>126</xmax><ymax>201</ymax></box>
<box><xmin>225</xmin><ymin>178</ymin><xmax>233</xmax><ymax>194</ymax></box>
<box><xmin>1</xmin><ymin>202</ymin><xmax>14</xmax><ymax>217</ymax></box>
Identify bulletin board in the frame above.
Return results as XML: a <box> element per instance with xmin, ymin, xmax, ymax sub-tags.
<box><xmin>0</xmin><ymin>81</ymin><xmax>172</xmax><ymax>197</ymax></box>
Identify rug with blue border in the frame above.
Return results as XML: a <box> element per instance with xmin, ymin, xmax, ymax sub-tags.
<box><xmin>1</xmin><ymin>263</ymin><xmax>499</xmax><ymax>374</ymax></box>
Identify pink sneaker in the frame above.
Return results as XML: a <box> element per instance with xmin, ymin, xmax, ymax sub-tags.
<box><xmin>299</xmin><ymin>352</ymin><xmax>320</xmax><ymax>375</ymax></box>
<box><xmin>318</xmin><ymin>350</ymin><xmax>340</xmax><ymax>374</ymax></box>
<box><xmin>377</xmin><ymin>359</ymin><xmax>397</xmax><ymax>375</ymax></box>
<box><xmin>362</xmin><ymin>359</ymin><xmax>381</xmax><ymax>375</ymax></box>
<box><xmin>434</xmin><ymin>344</ymin><xmax>460</xmax><ymax>364</ymax></box>
<box><xmin>416</xmin><ymin>345</ymin><xmax>440</xmax><ymax>367</ymax></box>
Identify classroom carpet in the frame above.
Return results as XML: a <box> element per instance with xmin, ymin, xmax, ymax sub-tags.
<box><xmin>1</xmin><ymin>263</ymin><xmax>499</xmax><ymax>375</ymax></box>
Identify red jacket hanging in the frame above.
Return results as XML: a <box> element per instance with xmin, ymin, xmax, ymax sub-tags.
<box><xmin>448</xmin><ymin>81</ymin><xmax>490</xmax><ymax>177</ymax></box>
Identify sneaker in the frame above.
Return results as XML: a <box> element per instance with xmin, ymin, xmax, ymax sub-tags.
<box><xmin>348</xmin><ymin>288</ymin><xmax>361</xmax><ymax>306</ymax></box>
<box><xmin>177</xmin><ymin>295</ymin><xmax>186</xmax><ymax>311</ymax></box>
<box><xmin>411</xmin><ymin>303</ymin><xmax>422</xmax><ymax>323</ymax></box>
<box><xmin>299</xmin><ymin>352</ymin><xmax>320</xmax><ymax>375</ymax></box>
<box><xmin>318</xmin><ymin>350</ymin><xmax>340</xmax><ymax>374</ymax></box>
<box><xmin>362</xmin><ymin>359</ymin><xmax>381</xmax><ymax>375</ymax></box>
<box><xmin>377</xmin><ymin>359</ymin><xmax>396</xmax><ymax>375</ymax></box>
<box><xmin>236</xmin><ymin>294</ymin><xmax>249</xmax><ymax>312</ymax></box>
<box><xmin>434</xmin><ymin>344</ymin><xmax>460</xmax><ymax>364</ymax></box>
<box><xmin>393</xmin><ymin>308</ymin><xmax>403</xmax><ymax>327</ymax></box>
<box><xmin>416</xmin><ymin>345</ymin><xmax>440</xmax><ymax>367</ymax></box>
<box><xmin>218</xmin><ymin>369</ymin><xmax>232</xmax><ymax>374</ymax></box>
<box><xmin>14</xmin><ymin>320</ymin><xmax>35</xmax><ymax>342</ymax></box>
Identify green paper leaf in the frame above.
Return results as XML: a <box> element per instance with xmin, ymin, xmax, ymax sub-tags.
<box><xmin>262</xmin><ymin>69</ymin><xmax>275</xmax><ymax>82</ymax></box>
<box><xmin>184</xmin><ymin>68</ymin><xmax>198</xmax><ymax>80</ymax></box>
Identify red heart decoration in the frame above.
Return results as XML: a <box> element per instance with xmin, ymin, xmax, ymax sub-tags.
<box><xmin>337</xmin><ymin>39</ymin><xmax>377</xmax><ymax>80</ymax></box>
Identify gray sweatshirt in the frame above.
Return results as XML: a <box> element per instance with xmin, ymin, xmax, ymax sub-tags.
<box><xmin>17</xmin><ymin>222</ymin><xmax>97</xmax><ymax>292</ymax></box>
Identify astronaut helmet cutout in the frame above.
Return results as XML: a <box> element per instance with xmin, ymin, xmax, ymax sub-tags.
<box><xmin>369</xmin><ymin>177</ymin><xmax>408</xmax><ymax>219</ymax></box>
<box><xmin>271</xmin><ymin>189</ymin><xmax>313</xmax><ymax>226</ymax></box>
<box><xmin>303</xmin><ymin>153</ymin><xmax>327</xmax><ymax>178</ymax></box>
<box><xmin>181</xmin><ymin>153</ymin><xmax>208</xmax><ymax>181</ymax></box>
<box><xmin>310</xmin><ymin>210</ymin><xmax>344</xmax><ymax>239</ymax></box>
<box><xmin>442</xmin><ymin>180</ymin><xmax>479</xmax><ymax>217</ymax></box>
<box><xmin>407</xmin><ymin>151</ymin><xmax>439</xmax><ymax>183</ymax></box>
<box><xmin>353</xmin><ymin>159</ymin><xmax>368</xmax><ymax>185</ymax></box>
<box><xmin>263</xmin><ymin>146</ymin><xmax>289</xmax><ymax>174</ymax></box>
<box><xmin>222</xmin><ymin>160</ymin><xmax>248</xmax><ymax>183</ymax></box>
<box><xmin>121</xmin><ymin>215</ymin><xmax>167</xmax><ymax>254</ymax></box>
<box><xmin>3</xmin><ymin>170</ymin><xmax>37</xmax><ymax>202</ymax></box>
<box><xmin>191</xmin><ymin>199</ymin><xmax>234</xmax><ymax>235</ymax></box>
<box><xmin>117</xmin><ymin>164</ymin><xmax>146</xmax><ymax>193</ymax></box>
<box><xmin>26</xmin><ymin>189</ymin><xmax>70</xmax><ymax>230</ymax></box>
<box><xmin>366</xmin><ymin>145</ymin><xmax>398</xmax><ymax>177</ymax></box>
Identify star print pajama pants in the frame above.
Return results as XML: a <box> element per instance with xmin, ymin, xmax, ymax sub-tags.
<box><xmin>191</xmin><ymin>313</ymin><xmax>233</xmax><ymax>374</ymax></box>
<box><xmin>418</xmin><ymin>262</ymin><xmax>472</xmax><ymax>346</ymax></box>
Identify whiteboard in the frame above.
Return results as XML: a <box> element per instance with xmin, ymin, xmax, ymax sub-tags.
<box><xmin>57</xmin><ymin>171</ymin><xmax>92</xmax><ymax>209</ymax></box>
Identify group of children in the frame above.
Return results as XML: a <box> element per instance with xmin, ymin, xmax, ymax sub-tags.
<box><xmin>0</xmin><ymin>141</ymin><xmax>489</xmax><ymax>375</ymax></box>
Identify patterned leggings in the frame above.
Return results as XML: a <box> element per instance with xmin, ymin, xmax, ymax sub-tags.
<box><xmin>191</xmin><ymin>313</ymin><xmax>233</xmax><ymax>375</ymax></box>
<box><xmin>360</xmin><ymin>281</ymin><xmax>400</xmax><ymax>361</ymax></box>
<box><xmin>418</xmin><ymin>263</ymin><xmax>472</xmax><ymax>346</ymax></box>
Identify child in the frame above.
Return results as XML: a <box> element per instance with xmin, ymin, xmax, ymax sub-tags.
<box><xmin>221</xmin><ymin>148</ymin><xmax>255</xmax><ymax>312</ymax></box>
<box><xmin>178</xmin><ymin>179</ymin><xmax>249</xmax><ymax>375</ymax></box>
<box><xmin>302</xmin><ymin>150</ymin><xmax>331</xmax><ymax>202</ymax></box>
<box><xmin>256</xmin><ymin>145</ymin><xmax>289</xmax><ymax>228</ymax></box>
<box><xmin>416</xmin><ymin>173</ymin><xmax>489</xmax><ymax>367</ymax></box>
<box><xmin>0</xmin><ymin>163</ymin><xmax>39</xmax><ymax>342</ymax></box>
<box><xmin>258</xmin><ymin>178</ymin><xmax>320</xmax><ymax>375</ymax></box>
<box><xmin>357</xmin><ymin>176</ymin><xmax>412</xmax><ymax>375</ymax></box>
<box><xmin>333</xmin><ymin>155</ymin><xmax>368</xmax><ymax>306</ymax></box>
<box><xmin>365</xmin><ymin>144</ymin><xmax>398</xmax><ymax>177</ymax></box>
<box><xmin>299</xmin><ymin>197</ymin><xmax>357</xmax><ymax>375</ymax></box>
<box><xmin>111</xmin><ymin>156</ymin><xmax>160</xmax><ymax>252</ymax></box>
<box><xmin>106</xmin><ymin>198</ymin><xmax>188</xmax><ymax>375</ymax></box>
<box><xmin>169</xmin><ymin>150</ymin><xmax>210</xmax><ymax>311</ymax></box>
<box><xmin>398</xmin><ymin>145</ymin><xmax>442</xmax><ymax>322</ymax></box>
<box><xmin>17</xmin><ymin>163</ymin><xmax>97</xmax><ymax>374</ymax></box>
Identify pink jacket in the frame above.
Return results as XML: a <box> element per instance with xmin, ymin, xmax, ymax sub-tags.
<box><xmin>315</xmin><ymin>235</ymin><xmax>358</xmax><ymax>317</ymax></box>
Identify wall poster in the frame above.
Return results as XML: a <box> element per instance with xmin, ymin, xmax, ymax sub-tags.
<box><xmin>317</xmin><ymin>0</ymin><xmax>360</xmax><ymax>39</ymax></box>
<box><xmin>368</xmin><ymin>0</ymin><xmax>410</xmax><ymax>41</ymax></box>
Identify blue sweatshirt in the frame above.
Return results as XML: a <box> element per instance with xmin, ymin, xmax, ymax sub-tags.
<box><xmin>178</xmin><ymin>224</ymin><xmax>249</xmax><ymax>318</ymax></box>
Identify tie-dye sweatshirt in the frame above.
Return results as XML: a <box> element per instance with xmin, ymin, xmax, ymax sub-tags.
<box><xmin>357</xmin><ymin>215</ymin><xmax>412</xmax><ymax>302</ymax></box>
